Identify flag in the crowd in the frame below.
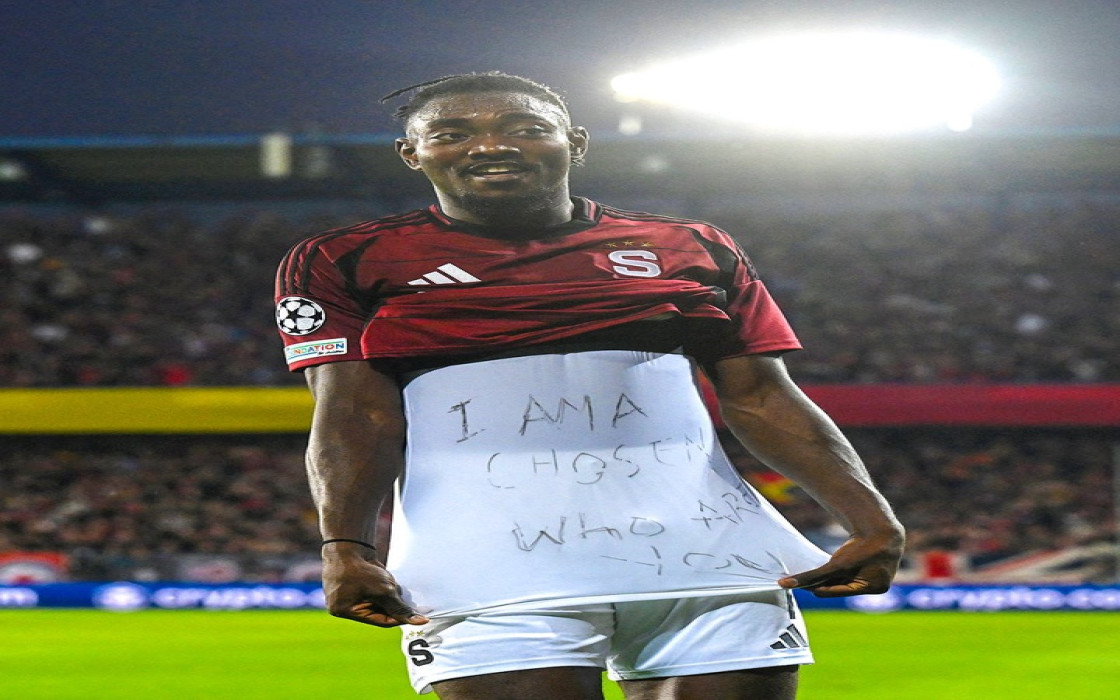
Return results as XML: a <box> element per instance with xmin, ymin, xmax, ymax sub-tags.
<box><xmin>0</xmin><ymin>552</ymin><xmax>69</xmax><ymax>583</ymax></box>
<box><xmin>748</xmin><ymin>471</ymin><xmax>798</xmax><ymax>504</ymax></box>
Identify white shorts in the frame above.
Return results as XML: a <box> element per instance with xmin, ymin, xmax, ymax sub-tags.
<box><xmin>401</xmin><ymin>590</ymin><xmax>813</xmax><ymax>694</ymax></box>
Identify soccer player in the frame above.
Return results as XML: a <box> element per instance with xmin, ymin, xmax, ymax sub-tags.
<box><xmin>275</xmin><ymin>72</ymin><xmax>904</xmax><ymax>700</ymax></box>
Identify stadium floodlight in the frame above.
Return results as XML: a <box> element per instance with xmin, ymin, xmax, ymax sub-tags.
<box><xmin>611</xmin><ymin>32</ymin><xmax>1000</xmax><ymax>135</ymax></box>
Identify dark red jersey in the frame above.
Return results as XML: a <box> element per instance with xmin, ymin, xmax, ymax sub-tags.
<box><xmin>274</xmin><ymin>198</ymin><xmax>800</xmax><ymax>372</ymax></box>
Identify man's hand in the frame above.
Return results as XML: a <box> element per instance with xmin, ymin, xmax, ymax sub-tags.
<box><xmin>778</xmin><ymin>529</ymin><xmax>904</xmax><ymax>598</ymax></box>
<box><xmin>322</xmin><ymin>550</ymin><xmax>430</xmax><ymax>627</ymax></box>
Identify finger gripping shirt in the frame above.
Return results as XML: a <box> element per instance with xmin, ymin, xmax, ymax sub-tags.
<box><xmin>274</xmin><ymin>198</ymin><xmax>801</xmax><ymax>370</ymax></box>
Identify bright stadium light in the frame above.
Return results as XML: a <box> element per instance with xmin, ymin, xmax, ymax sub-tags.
<box><xmin>611</xmin><ymin>32</ymin><xmax>1000</xmax><ymax>135</ymax></box>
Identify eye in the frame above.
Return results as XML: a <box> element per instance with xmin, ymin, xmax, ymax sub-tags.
<box><xmin>429</xmin><ymin>131</ymin><xmax>467</xmax><ymax>143</ymax></box>
<box><xmin>512</xmin><ymin>125</ymin><xmax>550</xmax><ymax>137</ymax></box>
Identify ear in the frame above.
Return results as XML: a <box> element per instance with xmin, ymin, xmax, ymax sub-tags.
<box><xmin>395</xmin><ymin>137</ymin><xmax>423</xmax><ymax>171</ymax></box>
<box><xmin>567</xmin><ymin>127</ymin><xmax>590</xmax><ymax>166</ymax></box>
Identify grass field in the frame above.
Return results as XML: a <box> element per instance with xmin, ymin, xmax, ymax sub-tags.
<box><xmin>3</xmin><ymin>609</ymin><xmax>1118</xmax><ymax>699</ymax></box>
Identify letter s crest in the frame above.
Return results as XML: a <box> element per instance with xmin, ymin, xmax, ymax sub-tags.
<box><xmin>608</xmin><ymin>250</ymin><xmax>662</xmax><ymax>278</ymax></box>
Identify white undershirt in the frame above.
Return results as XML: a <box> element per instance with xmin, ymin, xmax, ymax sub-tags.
<box><xmin>389</xmin><ymin>351</ymin><xmax>828</xmax><ymax>617</ymax></box>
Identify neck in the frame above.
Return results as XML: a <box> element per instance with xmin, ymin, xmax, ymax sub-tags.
<box><xmin>438</xmin><ymin>191</ymin><xmax>574</xmax><ymax>229</ymax></box>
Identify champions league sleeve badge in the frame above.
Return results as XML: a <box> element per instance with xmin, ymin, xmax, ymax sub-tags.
<box><xmin>275</xmin><ymin>296</ymin><xmax>327</xmax><ymax>336</ymax></box>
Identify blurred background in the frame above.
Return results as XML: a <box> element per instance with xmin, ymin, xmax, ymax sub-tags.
<box><xmin>1</xmin><ymin>0</ymin><xmax>1117</xmax><ymax>608</ymax></box>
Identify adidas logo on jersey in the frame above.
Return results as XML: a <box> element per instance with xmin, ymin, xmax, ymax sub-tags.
<box><xmin>408</xmin><ymin>263</ymin><xmax>481</xmax><ymax>286</ymax></box>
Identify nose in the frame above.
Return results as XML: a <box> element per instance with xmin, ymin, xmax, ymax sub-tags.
<box><xmin>467</xmin><ymin>133</ymin><xmax>520</xmax><ymax>158</ymax></box>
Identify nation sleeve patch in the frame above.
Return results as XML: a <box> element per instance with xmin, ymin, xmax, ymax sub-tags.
<box><xmin>284</xmin><ymin>338</ymin><xmax>348</xmax><ymax>364</ymax></box>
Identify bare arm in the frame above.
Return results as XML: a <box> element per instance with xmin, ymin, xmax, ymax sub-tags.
<box><xmin>305</xmin><ymin>360</ymin><xmax>428</xmax><ymax>626</ymax></box>
<box><xmin>711</xmin><ymin>353</ymin><xmax>905</xmax><ymax>597</ymax></box>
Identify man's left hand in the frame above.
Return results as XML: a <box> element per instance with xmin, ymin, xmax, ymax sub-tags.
<box><xmin>778</xmin><ymin>529</ymin><xmax>904</xmax><ymax>597</ymax></box>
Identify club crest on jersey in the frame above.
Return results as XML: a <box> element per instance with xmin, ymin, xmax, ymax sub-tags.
<box><xmin>608</xmin><ymin>249</ymin><xmax>662</xmax><ymax>278</ymax></box>
<box><xmin>276</xmin><ymin>296</ymin><xmax>326</xmax><ymax>336</ymax></box>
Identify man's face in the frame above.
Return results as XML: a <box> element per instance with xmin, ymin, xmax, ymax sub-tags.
<box><xmin>395</xmin><ymin>91</ymin><xmax>588</xmax><ymax>224</ymax></box>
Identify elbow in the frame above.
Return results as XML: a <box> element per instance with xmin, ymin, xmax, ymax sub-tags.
<box><xmin>716</xmin><ymin>386</ymin><xmax>786</xmax><ymax>432</ymax></box>
<box><xmin>364</xmin><ymin>405</ymin><xmax>407</xmax><ymax>445</ymax></box>
<box><xmin>309</xmin><ymin>397</ymin><xmax>407</xmax><ymax>453</ymax></box>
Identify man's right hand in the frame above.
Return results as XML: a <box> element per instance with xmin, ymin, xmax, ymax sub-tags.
<box><xmin>321</xmin><ymin>549</ymin><xmax>430</xmax><ymax>628</ymax></box>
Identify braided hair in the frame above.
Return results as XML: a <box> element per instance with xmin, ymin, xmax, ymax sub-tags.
<box><xmin>381</xmin><ymin>72</ymin><xmax>572</xmax><ymax>128</ymax></box>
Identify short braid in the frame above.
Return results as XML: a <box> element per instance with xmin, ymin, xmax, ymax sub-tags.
<box><xmin>380</xmin><ymin>72</ymin><xmax>572</xmax><ymax>126</ymax></box>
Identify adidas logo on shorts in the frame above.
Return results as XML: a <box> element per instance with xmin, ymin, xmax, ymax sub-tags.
<box><xmin>769</xmin><ymin>624</ymin><xmax>808</xmax><ymax>650</ymax></box>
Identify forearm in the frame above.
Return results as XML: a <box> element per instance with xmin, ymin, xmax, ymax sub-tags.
<box><xmin>714</xmin><ymin>356</ymin><xmax>902</xmax><ymax>539</ymax></box>
<box><xmin>300</xmin><ymin>362</ymin><xmax>426</xmax><ymax>626</ymax></box>
<box><xmin>723</xmin><ymin>388</ymin><xmax>900</xmax><ymax>536</ymax></box>
<box><xmin>305</xmin><ymin>362</ymin><xmax>406</xmax><ymax>545</ymax></box>
<box><xmin>307</xmin><ymin>418</ymin><xmax>401</xmax><ymax>543</ymax></box>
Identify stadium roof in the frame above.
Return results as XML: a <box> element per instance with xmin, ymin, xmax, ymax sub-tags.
<box><xmin>6</xmin><ymin>2</ymin><xmax>1120</xmax><ymax>138</ymax></box>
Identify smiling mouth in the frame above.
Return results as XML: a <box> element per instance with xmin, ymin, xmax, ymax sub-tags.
<box><xmin>464</xmin><ymin>163</ymin><xmax>531</xmax><ymax>178</ymax></box>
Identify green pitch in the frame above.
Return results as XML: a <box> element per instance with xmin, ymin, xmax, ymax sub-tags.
<box><xmin>3</xmin><ymin>609</ymin><xmax>1118</xmax><ymax>699</ymax></box>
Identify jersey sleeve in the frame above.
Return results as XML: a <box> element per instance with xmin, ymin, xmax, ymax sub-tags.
<box><xmin>274</xmin><ymin>234</ymin><xmax>369</xmax><ymax>371</ymax></box>
<box><xmin>690</xmin><ymin>229</ymin><xmax>802</xmax><ymax>362</ymax></box>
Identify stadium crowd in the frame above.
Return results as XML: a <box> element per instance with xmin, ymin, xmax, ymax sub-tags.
<box><xmin>1</xmin><ymin>196</ymin><xmax>1117</xmax><ymax>387</ymax></box>
<box><xmin>0</xmin><ymin>430</ymin><xmax>1113</xmax><ymax>582</ymax></box>
<box><xmin>0</xmin><ymin>436</ymin><xmax>319</xmax><ymax>582</ymax></box>
<box><xmin>734</xmin><ymin>199</ymin><xmax>1119</xmax><ymax>383</ymax></box>
<box><xmin>2</xmin><ymin>196</ymin><xmax>1117</xmax><ymax>583</ymax></box>
<box><xmin>728</xmin><ymin>428</ymin><xmax>1116</xmax><ymax>580</ymax></box>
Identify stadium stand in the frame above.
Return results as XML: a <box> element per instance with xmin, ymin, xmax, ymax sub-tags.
<box><xmin>1</xmin><ymin>133</ymin><xmax>1117</xmax><ymax>584</ymax></box>
<box><xmin>1</xmin><ymin>430</ymin><xmax>1113</xmax><ymax>583</ymax></box>
<box><xmin>2</xmin><ymin>195</ymin><xmax>1117</xmax><ymax>386</ymax></box>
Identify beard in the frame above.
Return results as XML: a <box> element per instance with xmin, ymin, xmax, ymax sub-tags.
<box><xmin>453</xmin><ymin>187</ymin><xmax>567</xmax><ymax>229</ymax></box>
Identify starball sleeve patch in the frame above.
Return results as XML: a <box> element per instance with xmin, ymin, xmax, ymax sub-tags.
<box><xmin>275</xmin><ymin>296</ymin><xmax>327</xmax><ymax>336</ymax></box>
